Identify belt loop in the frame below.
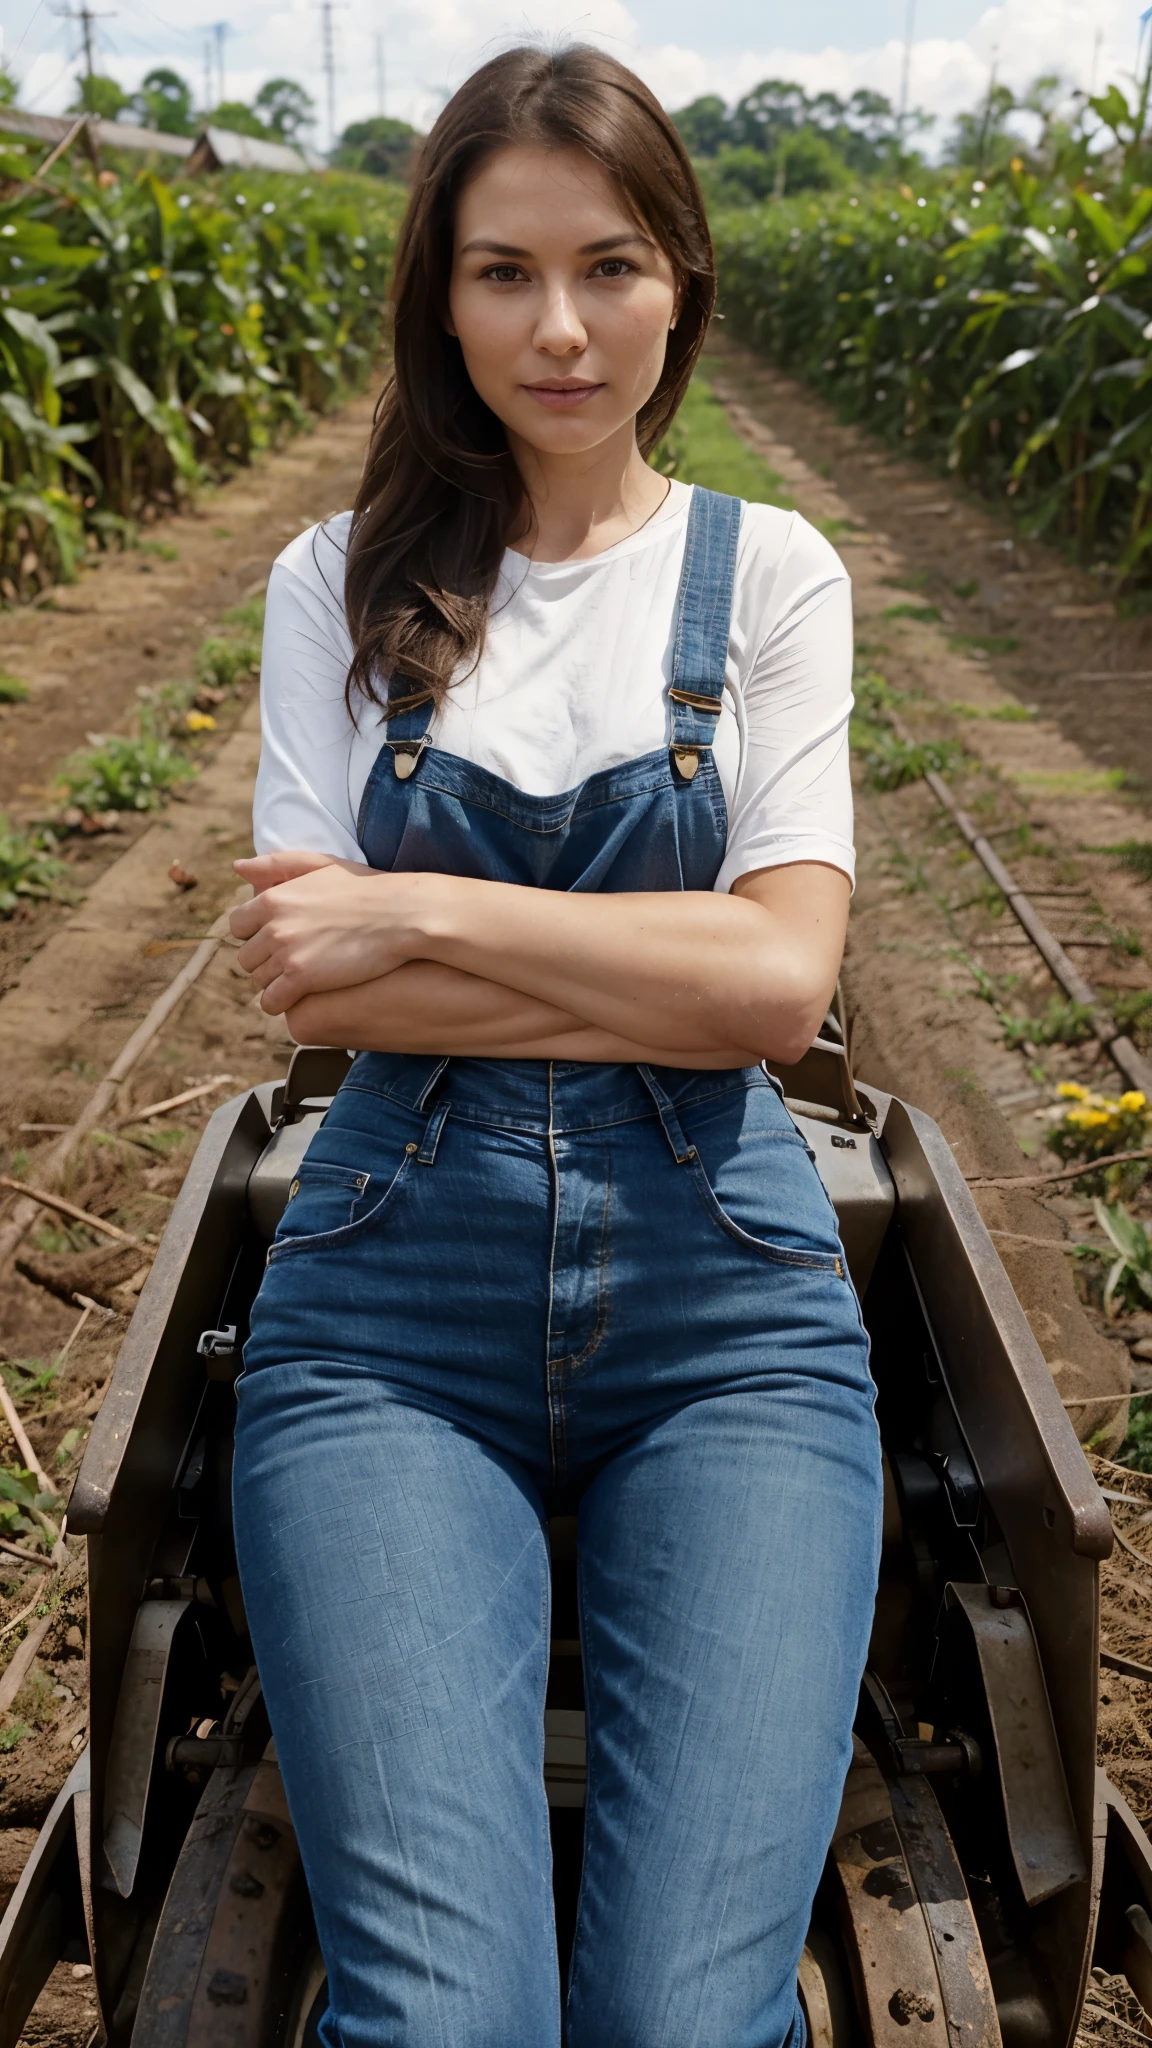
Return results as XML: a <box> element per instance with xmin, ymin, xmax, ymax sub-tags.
<box><xmin>416</xmin><ymin>1096</ymin><xmax>450</xmax><ymax>1165</ymax></box>
<box><xmin>414</xmin><ymin>1055</ymin><xmax>450</xmax><ymax>1111</ymax></box>
<box><xmin>636</xmin><ymin>1064</ymin><xmax>696</xmax><ymax>1164</ymax></box>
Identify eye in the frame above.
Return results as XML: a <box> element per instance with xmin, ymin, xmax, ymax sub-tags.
<box><xmin>591</xmin><ymin>258</ymin><xmax>635</xmax><ymax>279</ymax></box>
<box><xmin>481</xmin><ymin>264</ymin><xmax>526</xmax><ymax>284</ymax></box>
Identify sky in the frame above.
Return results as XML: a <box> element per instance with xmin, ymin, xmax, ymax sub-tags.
<box><xmin>0</xmin><ymin>0</ymin><xmax>1144</xmax><ymax>154</ymax></box>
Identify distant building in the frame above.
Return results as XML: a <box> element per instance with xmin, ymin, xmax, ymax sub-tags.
<box><xmin>186</xmin><ymin>124</ymin><xmax>326</xmax><ymax>176</ymax></box>
<box><xmin>0</xmin><ymin>107</ymin><xmax>325</xmax><ymax>175</ymax></box>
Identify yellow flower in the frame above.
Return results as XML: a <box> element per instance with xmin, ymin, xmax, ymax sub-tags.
<box><xmin>245</xmin><ymin>302</ymin><xmax>264</xmax><ymax>320</ymax></box>
<box><xmin>1069</xmin><ymin>1107</ymin><xmax>1112</xmax><ymax>1128</ymax></box>
<box><xmin>1010</xmin><ymin>156</ymin><xmax>1024</xmax><ymax>174</ymax></box>
<box><xmin>147</xmin><ymin>264</ymin><xmax>164</xmax><ymax>281</ymax></box>
<box><xmin>1057</xmin><ymin>1081</ymin><xmax>1089</xmax><ymax>1099</ymax></box>
<box><xmin>1119</xmin><ymin>1091</ymin><xmax>1147</xmax><ymax>1113</ymax></box>
<box><xmin>185</xmin><ymin>710</ymin><xmax>216</xmax><ymax>733</ymax></box>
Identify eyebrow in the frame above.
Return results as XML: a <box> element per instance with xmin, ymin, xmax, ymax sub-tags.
<box><xmin>459</xmin><ymin>233</ymin><xmax>654</xmax><ymax>257</ymax></box>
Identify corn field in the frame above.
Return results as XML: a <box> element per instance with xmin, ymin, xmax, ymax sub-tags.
<box><xmin>0</xmin><ymin>137</ymin><xmax>403</xmax><ymax>599</ymax></box>
<box><xmin>713</xmin><ymin>123</ymin><xmax>1152</xmax><ymax>574</ymax></box>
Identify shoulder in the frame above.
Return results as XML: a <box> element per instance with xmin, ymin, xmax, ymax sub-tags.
<box><xmin>269</xmin><ymin>511</ymin><xmax>354</xmax><ymax>608</ymax></box>
<box><xmin>262</xmin><ymin>512</ymin><xmax>357</xmax><ymax>714</ymax></box>
<box><xmin>735</xmin><ymin>501</ymin><xmax>850</xmax><ymax>593</ymax></box>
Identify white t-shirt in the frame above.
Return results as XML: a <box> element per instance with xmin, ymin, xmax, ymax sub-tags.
<box><xmin>253</xmin><ymin>479</ymin><xmax>855</xmax><ymax>895</ymax></box>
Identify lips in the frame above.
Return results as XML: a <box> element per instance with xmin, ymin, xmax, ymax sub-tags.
<box><xmin>523</xmin><ymin>381</ymin><xmax>604</xmax><ymax>410</ymax></box>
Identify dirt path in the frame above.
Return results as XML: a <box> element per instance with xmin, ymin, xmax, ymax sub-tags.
<box><xmin>705</xmin><ymin>336</ymin><xmax>1152</xmax><ymax>1880</ymax></box>
<box><xmin>0</xmin><ymin>392</ymin><xmax>376</xmax><ymax>992</ymax></box>
<box><xmin>707</xmin><ymin>336</ymin><xmax>1152</xmax><ymax>794</ymax></box>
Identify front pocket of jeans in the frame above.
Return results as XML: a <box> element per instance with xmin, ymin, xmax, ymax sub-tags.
<box><xmin>687</xmin><ymin>1155</ymin><xmax>844</xmax><ymax>1272</ymax></box>
<box><xmin>268</xmin><ymin>1153</ymin><xmax>413</xmax><ymax>1262</ymax></box>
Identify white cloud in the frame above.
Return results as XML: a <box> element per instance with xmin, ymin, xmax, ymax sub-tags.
<box><xmin>3</xmin><ymin>0</ymin><xmax>1143</xmax><ymax>144</ymax></box>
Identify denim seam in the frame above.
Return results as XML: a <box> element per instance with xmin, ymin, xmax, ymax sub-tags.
<box><xmin>267</xmin><ymin>1151</ymin><xmax>413</xmax><ymax>1262</ymax></box>
<box><xmin>339</xmin><ymin>1071</ymin><xmax>770</xmax><ymax>1137</ymax></box>
<box><xmin>544</xmin><ymin>1062</ymin><xmax>563</xmax><ymax>1486</ymax></box>
<box><xmin>549</xmin><ymin>1152</ymin><xmax>612</xmax><ymax>1379</ymax></box>
<box><xmin>688</xmin><ymin>1159</ymin><xmax>845</xmax><ymax>1271</ymax></box>
<box><xmin>567</xmin><ymin>1555</ymin><xmax>597</xmax><ymax>2009</ymax></box>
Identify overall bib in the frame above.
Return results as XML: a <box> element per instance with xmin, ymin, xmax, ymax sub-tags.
<box><xmin>234</xmin><ymin>486</ymin><xmax>882</xmax><ymax>2048</ymax></box>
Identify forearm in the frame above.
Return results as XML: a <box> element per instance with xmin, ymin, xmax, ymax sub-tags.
<box><xmin>233</xmin><ymin>852</ymin><xmax>848</xmax><ymax>1065</ymax></box>
<box><xmin>284</xmin><ymin>962</ymin><xmax>760</xmax><ymax>1067</ymax></box>
<box><xmin>412</xmin><ymin>873</ymin><xmax>840</xmax><ymax>1064</ymax></box>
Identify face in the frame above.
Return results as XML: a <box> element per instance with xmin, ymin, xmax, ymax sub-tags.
<box><xmin>446</xmin><ymin>144</ymin><xmax>680</xmax><ymax>463</ymax></box>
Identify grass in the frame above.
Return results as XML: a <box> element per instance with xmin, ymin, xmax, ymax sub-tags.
<box><xmin>1108</xmin><ymin>989</ymin><xmax>1152</xmax><ymax>1045</ymax></box>
<box><xmin>1117</xmin><ymin>1403</ymin><xmax>1152</xmax><ymax>1473</ymax></box>
<box><xmin>1002</xmin><ymin>996</ymin><xmax>1096</xmax><ymax>1047</ymax></box>
<box><xmin>1094</xmin><ymin>842</ymin><xmax>1152</xmax><ymax>883</ymax></box>
<box><xmin>948</xmin><ymin>634</ymin><xmax>1021</xmax><ymax>658</ymax></box>
<box><xmin>197</xmin><ymin>633</ymin><xmax>260</xmax><ymax>693</ymax></box>
<box><xmin>883</xmin><ymin>602</ymin><xmax>942</xmax><ymax>623</ymax></box>
<box><xmin>661</xmin><ymin>366</ymin><xmax>795</xmax><ymax>506</ymax></box>
<box><xmin>0</xmin><ymin>673</ymin><xmax>30</xmax><ymax>703</ymax></box>
<box><xmin>950</xmin><ymin>700</ymin><xmax>1035</xmax><ymax>722</ymax></box>
<box><xmin>221</xmin><ymin>596</ymin><xmax>266</xmax><ymax>635</ymax></box>
<box><xmin>1011</xmin><ymin>768</ymin><xmax>1129</xmax><ymax>796</ymax></box>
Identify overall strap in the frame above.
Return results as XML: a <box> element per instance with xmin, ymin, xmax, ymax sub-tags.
<box><xmin>668</xmin><ymin>486</ymin><xmax>742</xmax><ymax>783</ymax></box>
<box><xmin>382</xmin><ymin>678</ymin><xmax>436</xmax><ymax>781</ymax></box>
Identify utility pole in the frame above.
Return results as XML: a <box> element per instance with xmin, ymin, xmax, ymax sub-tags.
<box><xmin>316</xmin><ymin>0</ymin><xmax>339</xmax><ymax>150</ymax></box>
<box><xmin>53</xmin><ymin>3</ymin><xmax>115</xmax><ymax>79</ymax></box>
<box><xmin>897</xmin><ymin>0</ymin><xmax>915</xmax><ymax>137</ymax></box>
<box><xmin>203</xmin><ymin>33</ymin><xmax>214</xmax><ymax>116</ymax></box>
<box><xmin>213</xmin><ymin>21</ymin><xmax>229</xmax><ymax>107</ymax></box>
<box><xmin>376</xmin><ymin>31</ymin><xmax>385</xmax><ymax>118</ymax></box>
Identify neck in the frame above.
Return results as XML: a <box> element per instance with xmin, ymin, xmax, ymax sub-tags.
<box><xmin>506</xmin><ymin>420</ymin><xmax>670</xmax><ymax>563</ymax></box>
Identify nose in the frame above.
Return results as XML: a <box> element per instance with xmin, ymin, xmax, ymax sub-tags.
<box><xmin>532</xmin><ymin>280</ymin><xmax>587</xmax><ymax>358</ymax></box>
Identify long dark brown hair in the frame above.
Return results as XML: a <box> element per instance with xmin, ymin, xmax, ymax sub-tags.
<box><xmin>343</xmin><ymin>43</ymin><xmax>716</xmax><ymax>714</ymax></box>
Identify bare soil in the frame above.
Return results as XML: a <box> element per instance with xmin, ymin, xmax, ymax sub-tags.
<box><xmin>2</xmin><ymin>348</ymin><xmax>1152</xmax><ymax>2040</ymax></box>
<box><xmin>706</xmin><ymin>335</ymin><xmax>1152</xmax><ymax>794</ymax></box>
<box><xmin>0</xmin><ymin>390</ymin><xmax>377</xmax><ymax>991</ymax></box>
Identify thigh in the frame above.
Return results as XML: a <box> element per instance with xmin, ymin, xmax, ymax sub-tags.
<box><xmin>233</xmin><ymin>1361</ymin><xmax>560</xmax><ymax>2048</ymax></box>
<box><xmin>568</xmin><ymin>1380</ymin><xmax>881</xmax><ymax>2048</ymax></box>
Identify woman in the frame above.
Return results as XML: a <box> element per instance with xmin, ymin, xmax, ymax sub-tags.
<box><xmin>231</xmin><ymin>42</ymin><xmax>881</xmax><ymax>2048</ymax></box>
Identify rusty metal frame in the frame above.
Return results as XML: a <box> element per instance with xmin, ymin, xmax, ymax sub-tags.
<box><xmin>942</xmin><ymin>1584</ymin><xmax>1085</xmax><ymax>1908</ymax></box>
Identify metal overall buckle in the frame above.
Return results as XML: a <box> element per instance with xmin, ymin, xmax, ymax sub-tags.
<box><xmin>389</xmin><ymin>736</ymin><xmax>430</xmax><ymax>781</ymax></box>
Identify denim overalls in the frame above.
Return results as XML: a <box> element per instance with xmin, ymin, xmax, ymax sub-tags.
<box><xmin>234</xmin><ymin>486</ymin><xmax>882</xmax><ymax>2048</ymax></box>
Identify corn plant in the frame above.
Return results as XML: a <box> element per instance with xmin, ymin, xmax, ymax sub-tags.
<box><xmin>712</xmin><ymin>86</ymin><xmax>1152</xmax><ymax>576</ymax></box>
<box><xmin>0</xmin><ymin>138</ymin><xmax>402</xmax><ymax>597</ymax></box>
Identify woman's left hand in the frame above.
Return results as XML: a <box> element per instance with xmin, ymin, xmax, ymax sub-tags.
<box><xmin>230</xmin><ymin>856</ymin><xmax>425</xmax><ymax>1014</ymax></box>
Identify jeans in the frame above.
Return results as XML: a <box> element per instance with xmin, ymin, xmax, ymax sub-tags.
<box><xmin>234</xmin><ymin>1055</ymin><xmax>882</xmax><ymax>2048</ymax></box>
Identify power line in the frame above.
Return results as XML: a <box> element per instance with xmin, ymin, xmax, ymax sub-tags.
<box><xmin>9</xmin><ymin>0</ymin><xmax>49</xmax><ymax>67</ymax></box>
<box><xmin>212</xmin><ymin>18</ymin><xmax>228</xmax><ymax>105</ymax></box>
<box><xmin>897</xmin><ymin>0</ymin><xmax>915</xmax><ymax>132</ymax></box>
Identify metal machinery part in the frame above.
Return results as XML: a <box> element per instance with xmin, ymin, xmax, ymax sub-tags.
<box><xmin>0</xmin><ymin>1028</ymin><xmax>1148</xmax><ymax>2047</ymax></box>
